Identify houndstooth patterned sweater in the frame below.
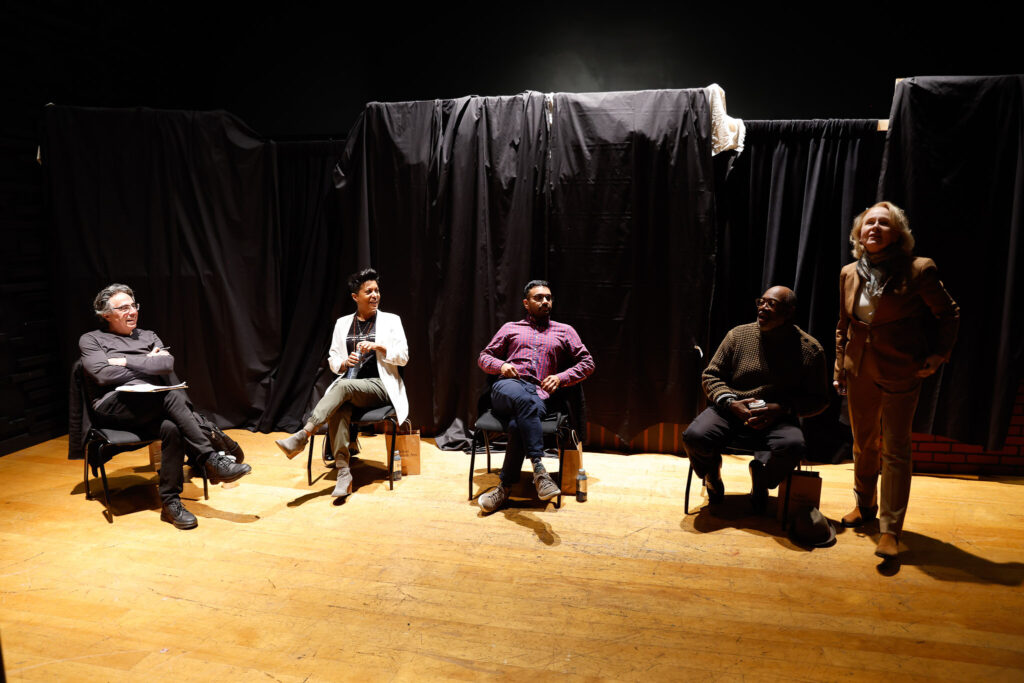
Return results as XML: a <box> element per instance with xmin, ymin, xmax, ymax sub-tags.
<box><xmin>702</xmin><ymin>322</ymin><xmax>829</xmax><ymax>418</ymax></box>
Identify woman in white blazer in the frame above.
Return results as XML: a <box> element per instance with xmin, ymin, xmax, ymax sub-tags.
<box><xmin>276</xmin><ymin>268</ymin><xmax>409</xmax><ymax>498</ymax></box>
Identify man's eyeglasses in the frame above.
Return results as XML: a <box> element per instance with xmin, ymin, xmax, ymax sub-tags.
<box><xmin>755</xmin><ymin>297</ymin><xmax>786</xmax><ymax>310</ymax></box>
<box><xmin>111</xmin><ymin>302</ymin><xmax>141</xmax><ymax>314</ymax></box>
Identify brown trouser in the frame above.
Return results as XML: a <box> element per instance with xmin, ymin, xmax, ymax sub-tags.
<box><xmin>845</xmin><ymin>352</ymin><xmax>922</xmax><ymax>537</ymax></box>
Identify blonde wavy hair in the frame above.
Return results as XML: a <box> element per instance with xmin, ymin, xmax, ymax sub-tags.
<box><xmin>849</xmin><ymin>201</ymin><xmax>915</xmax><ymax>259</ymax></box>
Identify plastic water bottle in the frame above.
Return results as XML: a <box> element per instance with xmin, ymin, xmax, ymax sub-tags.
<box><xmin>392</xmin><ymin>451</ymin><xmax>402</xmax><ymax>480</ymax></box>
<box><xmin>576</xmin><ymin>469</ymin><xmax>587</xmax><ymax>502</ymax></box>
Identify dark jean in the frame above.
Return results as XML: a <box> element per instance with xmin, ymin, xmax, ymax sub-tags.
<box><xmin>490</xmin><ymin>378</ymin><xmax>553</xmax><ymax>486</ymax></box>
<box><xmin>93</xmin><ymin>389</ymin><xmax>212</xmax><ymax>503</ymax></box>
<box><xmin>682</xmin><ymin>405</ymin><xmax>805</xmax><ymax>489</ymax></box>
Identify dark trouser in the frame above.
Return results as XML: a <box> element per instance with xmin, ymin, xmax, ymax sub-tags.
<box><xmin>93</xmin><ymin>389</ymin><xmax>213</xmax><ymax>504</ymax></box>
<box><xmin>682</xmin><ymin>405</ymin><xmax>805</xmax><ymax>489</ymax></box>
<box><xmin>491</xmin><ymin>378</ymin><xmax>552</xmax><ymax>487</ymax></box>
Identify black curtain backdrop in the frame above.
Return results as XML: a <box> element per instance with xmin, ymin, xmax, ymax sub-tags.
<box><xmin>256</xmin><ymin>139</ymin><xmax>350</xmax><ymax>432</ymax></box>
<box><xmin>545</xmin><ymin>90</ymin><xmax>716</xmax><ymax>438</ymax></box>
<box><xmin>880</xmin><ymin>75</ymin><xmax>1024</xmax><ymax>450</ymax></box>
<box><xmin>41</xmin><ymin>80</ymin><xmax>1021</xmax><ymax>450</ymax></box>
<box><xmin>715</xmin><ymin>119</ymin><xmax>886</xmax><ymax>459</ymax></box>
<box><xmin>334</xmin><ymin>94</ymin><xmax>549</xmax><ymax>435</ymax></box>
<box><xmin>336</xmin><ymin>90</ymin><xmax>716</xmax><ymax>441</ymax></box>
<box><xmin>43</xmin><ymin>106</ymin><xmax>282</xmax><ymax>428</ymax></box>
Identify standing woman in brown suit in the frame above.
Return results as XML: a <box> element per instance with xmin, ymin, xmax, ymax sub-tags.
<box><xmin>834</xmin><ymin>201</ymin><xmax>959</xmax><ymax>560</ymax></box>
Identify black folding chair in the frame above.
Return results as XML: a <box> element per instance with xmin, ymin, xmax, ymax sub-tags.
<box><xmin>468</xmin><ymin>382</ymin><xmax>582</xmax><ymax>509</ymax></box>
<box><xmin>683</xmin><ymin>438</ymin><xmax>797</xmax><ymax>529</ymax></box>
<box><xmin>71</xmin><ymin>360</ymin><xmax>208</xmax><ymax>522</ymax></box>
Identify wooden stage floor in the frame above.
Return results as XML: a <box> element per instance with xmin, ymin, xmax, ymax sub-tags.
<box><xmin>2</xmin><ymin>431</ymin><xmax>1023</xmax><ymax>681</ymax></box>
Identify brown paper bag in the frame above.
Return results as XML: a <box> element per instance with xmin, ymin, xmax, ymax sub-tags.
<box><xmin>560</xmin><ymin>430</ymin><xmax>583</xmax><ymax>494</ymax></box>
<box><xmin>777</xmin><ymin>469</ymin><xmax>822</xmax><ymax>522</ymax></box>
<box><xmin>397</xmin><ymin>425</ymin><xmax>420</xmax><ymax>475</ymax></box>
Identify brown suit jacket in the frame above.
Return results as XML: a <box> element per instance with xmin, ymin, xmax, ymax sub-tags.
<box><xmin>835</xmin><ymin>256</ymin><xmax>959</xmax><ymax>382</ymax></box>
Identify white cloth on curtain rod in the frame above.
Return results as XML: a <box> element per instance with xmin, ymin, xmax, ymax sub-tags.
<box><xmin>704</xmin><ymin>83</ymin><xmax>745</xmax><ymax>156</ymax></box>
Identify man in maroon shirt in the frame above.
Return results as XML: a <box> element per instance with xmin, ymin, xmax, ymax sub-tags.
<box><xmin>477</xmin><ymin>280</ymin><xmax>595</xmax><ymax>513</ymax></box>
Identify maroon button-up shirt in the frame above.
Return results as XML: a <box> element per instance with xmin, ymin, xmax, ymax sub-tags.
<box><xmin>478</xmin><ymin>317</ymin><xmax>595</xmax><ymax>399</ymax></box>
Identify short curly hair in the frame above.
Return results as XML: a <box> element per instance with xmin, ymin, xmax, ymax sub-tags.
<box><xmin>92</xmin><ymin>283</ymin><xmax>135</xmax><ymax>319</ymax></box>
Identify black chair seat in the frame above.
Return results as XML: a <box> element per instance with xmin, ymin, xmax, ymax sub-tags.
<box><xmin>90</xmin><ymin>427</ymin><xmax>157</xmax><ymax>448</ymax></box>
<box><xmin>469</xmin><ymin>405</ymin><xmax>571</xmax><ymax>509</ymax></box>
<box><xmin>474</xmin><ymin>409</ymin><xmax>565</xmax><ymax>435</ymax></box>
<box><xmin>351</xmin><ymin>404</ymin><xmax>397</xmax><ymax>423</ymax></box>
<box><xmin>306</xmin><ymin>403</ymin><xmax>400</xmax><ymax>488</ymax></box>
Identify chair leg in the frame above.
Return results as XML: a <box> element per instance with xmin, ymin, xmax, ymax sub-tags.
<box><xmin>83</xmin><ymin>449</ymin><xmax>92</xmax><ymax>501</ymax></box>
<box><xmin>98</xmin><ymin>458</ymin><xmax>113</xmax><ymax>521</ymax></box>
<box><xmin>684</xmin><ymin>463</ymin><xmax>694</xmax><ymax>514</ymax></box>
<box><xmin>469</xmin><ymin>432</ymin><xmax>479</xmax><ymax>500</ymax></box>
<box><xmin>306</xmin><ymin>433</ymin><xmax>316</xmax><ymax>487</ymax></box>
<box><xmin>782</xmin><ymin>470</ymin><xmax>794</xmax><ymax>530</ymax></box>
<box><xmin>202</xmin><ymin>468</ymin><xmax>209</xmax><ymax>500</ymax></box>
<box><xmin>555</xmin><ymin>436</ymin><xmax>565</xmax><ymax>510</ymax></box>
<box><xmin>386</xmin><ymin>418</ymin><xmax>397</xmax><ymax>491</ymax></box>
<box><xmin>483</xmin><ymin>432</ymin><xmax>492</xmax><ymax>473</ymax></box>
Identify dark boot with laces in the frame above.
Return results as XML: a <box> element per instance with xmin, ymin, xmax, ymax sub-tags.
<box><xmin>161</xmin><ymin>498</ymin><xmax>198</xmax><ymax>529</ymax></box>
<box><xmin>203</xmin><ymin>451</ymin><xmax>252</xmax><ymax>484</ymax></box>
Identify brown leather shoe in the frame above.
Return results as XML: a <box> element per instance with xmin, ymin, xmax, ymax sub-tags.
<box><xmin>875</xmin><ymin>532</ymin><xmax>899</xmax><ymax>559</ymax></box>
<box><xmin>841</xmin><ymin>506</ymin><xmax>877</xmax><ymax>528</ymax></box>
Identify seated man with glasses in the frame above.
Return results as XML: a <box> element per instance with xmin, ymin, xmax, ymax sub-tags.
<box><xmin>682</xmin><ymin>286</ymin><xmax>829</xmax><ymax>513</ymax></box>
<box><xmin>79</xmin><ymin>283</ymin><xmax>252</xmax><ymax>529</ymax></box>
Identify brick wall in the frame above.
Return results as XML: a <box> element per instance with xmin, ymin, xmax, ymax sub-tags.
<box><xmin>912</xmin><ymin>381</ymin><xmax>1024</xmax><ymax>476</ymax></box>
<box><xmin>585</xmin><ymin>380</ymin><xmax>1024</xmax><ymax>476</ymax></box>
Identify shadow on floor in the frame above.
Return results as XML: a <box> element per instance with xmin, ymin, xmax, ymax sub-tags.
<box><xmin>897</xmin><ymin>530</ymin><xmax>1024</xmax><ymax>585</ymax></box>
<box><xmin>72</xmin><ymin>465</ymin><xmax>251</xmax><ymax>522</ymax></box>
<box><xmin>289</xmin><ymin>458</ymin><xmax>393</xmax><ymax>507</ymax></box>
<box><xmin>502</xmin><ymin>509</ymin><xmax>561</xmax><ymax>546</ymax></box>
<box><xmin>683</xmin><ymin>493</ymin><xmax>823</xmax><ymax>553</ymax></box>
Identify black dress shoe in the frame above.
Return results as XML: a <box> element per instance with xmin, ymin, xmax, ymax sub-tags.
<box><xmin>161</xmin><ymin>499</ymin><xmax>198</xmax><ymax>529</ymax></box>
<box><xmin>749</xmin><ymin>460</ymin><xmax>768</xmax><ymax>514</ymax></box>
<box><xmin>704</xmin><ymin>471</ymin><xmax>725</xmax><ymax>504</ymax></box>
<box><xmin>203</xmin><ymin>452</ymin><xmax>252</xmax><ymax>484</ymax></box>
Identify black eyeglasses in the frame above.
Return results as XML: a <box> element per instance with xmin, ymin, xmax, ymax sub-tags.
<box><xmin>111</xmin><ymin>302</ymin><xmax>141</xmax><ymax>314</ymax></box>
<box><xmin>755</xmin><ymin>297</ymin><xmax>786</xmax><ymax>310</ymax></box>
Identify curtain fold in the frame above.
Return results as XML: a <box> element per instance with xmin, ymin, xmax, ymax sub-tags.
<box><xmin>880</xmin><ymin>75</ymin><xmax>1024</xmax><ymax>449</ymax></box>
<box><xmin>335</xmin><ymin>94</ymin><xmax>549</xmax><ymax>433</ymax></box>
<box><xmin>546</xmin><ymin>89</ymin><xmax>716</xmax><ymax>439</ymax></box>
<box><xmin>257</xmin><ymin>139</ymin><xmax>350</xmax><ymax>432</ymax></box>
<box><xmin>336</xmin><ymin>90</ymin><xmax>716</xmax><ymax>440</ymax></box>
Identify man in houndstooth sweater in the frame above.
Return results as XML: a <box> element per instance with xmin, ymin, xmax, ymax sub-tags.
<box><xmin>683</xmin><ymin>286</ymin><xmax>830</xmax><ymax>513</ymax></box>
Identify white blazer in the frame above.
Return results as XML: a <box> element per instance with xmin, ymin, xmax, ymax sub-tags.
<box><xmin>327</xmin><ymin>310</ymin><xmax>409</xmax><ymax>424</ymax></box>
